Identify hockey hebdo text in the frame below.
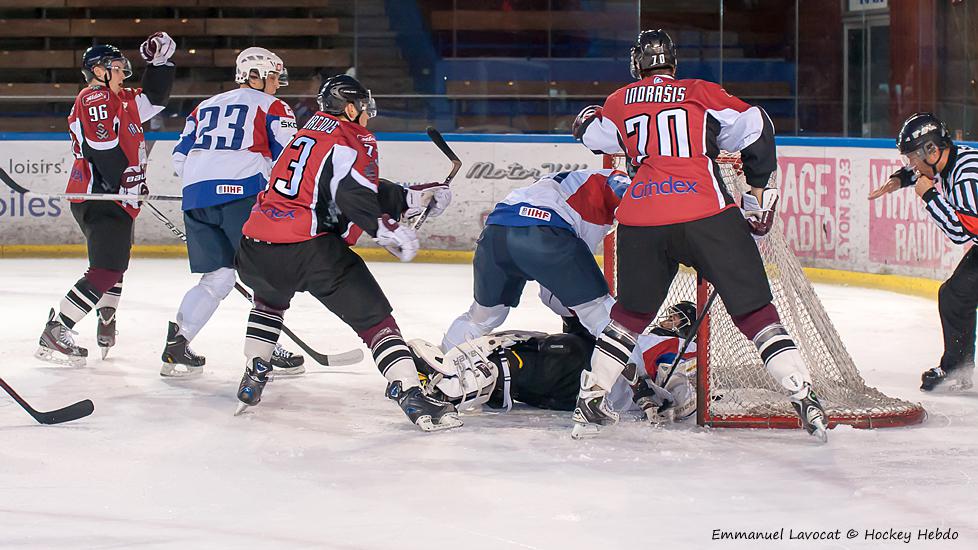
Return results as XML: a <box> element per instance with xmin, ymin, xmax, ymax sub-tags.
<box><xmin>710</xmin><ymin>527</ymin><xmax>960</xmax><ymax>544</ymax></box>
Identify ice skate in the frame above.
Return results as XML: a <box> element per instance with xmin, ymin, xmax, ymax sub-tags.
<box><xmin>35</xmin><ymin>308</ymin><xmax>87</xmax><ymax>367</ymax></box>
<box><xmin>790</xmin><ymin>383</ymin><xmax>828</xmax><ymax>443</ymax></box>
<box><xmin>571</xmin><ymin>386</ymin><xmax>619</xmax><ymax>440</ymax></box>
<box><xmin>235</xmin><ymin>357</ymin><xmax>272</xmax><ymax>415</ymax></box>
<box><xmin>270</xmin><ymin>343</ymin><xmax>305</xmax><ymax>375</ymax></box>
<box><xmin>96</xmin><ymin>307</ymin><xmax>117</xmax><ymax>359</ymax></box>
<box><xmin>385</xmin><ymin>380</ymin><xmax>463</xmax><ymax>432</ymax></box>
<box><xmin>920</xmin><ymin>366</ymin><xmax>974</xmax><ymax>392</ymax></box>
<box><xmin>160</xmin><ymin>321</ymin><xmax>205</xmax><ymax>377</ymax></box>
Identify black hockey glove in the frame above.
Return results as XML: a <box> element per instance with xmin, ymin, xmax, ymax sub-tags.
<box><xmin>891</xmin><ymin>166</ymin><xmax>919</xmax><ymax>189</ymax></box>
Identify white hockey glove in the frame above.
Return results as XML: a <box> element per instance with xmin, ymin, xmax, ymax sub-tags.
<box><xmin>404</xmin><ymin>182</ymin><xmax>452</xmax><ymax>219</ymax></box>
<box><xmin>140</xmin><ymin>32</ymin><xmax>176</xmax><ymax>66</ymax></box>
<box><xmin>374</xmin><ymin>214</ymin><xmax>419</xmax><ymax>262</ymax></box>
<box><xmin>741</xmin><ymin>187</ymin><xmax>780</xmax><ymax>237</ymax></box>
<box><xmin>410</xmin><ymin>337</ymin><xmax>499</xmax><ymax>411</ymax></box>
<box><xmin>631</xmin><ymin>377</ymin><xmax>677</xmax><ymax>424</ymax></box>
<box><xmin>120</xmin><ymin>182</ymin><xmax>147</xmax><ymax>210</ymax></box>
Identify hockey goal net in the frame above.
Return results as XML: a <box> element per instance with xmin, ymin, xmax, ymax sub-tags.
<box><xmin>603</xmin><ymin>153</ymin><xmax>925</xmax><ymax>429</ymax></box>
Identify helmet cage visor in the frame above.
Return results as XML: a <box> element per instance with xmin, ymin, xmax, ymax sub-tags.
<box><xmin>87</xmin><ymin>56</ymin><xmax>132</xmax><ymax>81</ymax></box>
<box><xmin>901</xmin><ymin>140</ymin><xmax>941</xmax><ymax>166</ymax></box>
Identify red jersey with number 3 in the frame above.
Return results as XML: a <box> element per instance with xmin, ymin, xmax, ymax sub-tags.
<box><xmin>66</xmin><ymin>85</ymin><xmax>151</xmax><ymax>218</ymax></box>
<box><xmin>243</xmin><ymin>112</ymin><xmax>380</xmax><ymax>244</ymax></box>
<box><xmin>579</xmin><ymin>74</ymin><xmax>776</xmax><ymax>227</ymax></box>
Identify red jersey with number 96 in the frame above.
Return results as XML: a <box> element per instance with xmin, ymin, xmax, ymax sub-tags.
<box><xmin>243</xmin><ymin>112</ymin><xmax>380</xmax><ymax>244</ymax></box>
<box><xmin>579</xmin><ymin>74</ymin><xmax>777</xmax><ymax>227</ymax></box>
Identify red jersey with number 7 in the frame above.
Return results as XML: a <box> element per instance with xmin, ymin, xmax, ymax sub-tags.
<box><xmin>243</xmin><ymin>112</ymin><xmax>383</xmax><ymax>244</ymax></box>
<box><xmin>578</xmin><ymin>74</ymin><xmax>777</xmax><ymax>227</ymax></box>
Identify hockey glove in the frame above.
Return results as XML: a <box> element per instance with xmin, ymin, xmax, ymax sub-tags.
<box><xmin>891</xmin><ymin>166</ymin><xmax>919</xmax><ymax>188</ymax></box>
<box><xmin>140</xmin><ymin>32</ymin><xmax>176</xmax><ymax>66</ymax></box>
<box><xmin>631</xmin><ymin>377</ymin><xmax>676</xmax><ymax>424</ymax></box>
<box><xmin>121</xmin><ymin>182</ymin><xmax>148</xmax><ymax>209</ymax></box>
<box><xmin>572</xmin><ymin>104</ymin><xmax>602</xmax><ymax>141</ymax></box>
<box><xmin>404</xmin><ymin>182</ymin><xmax>452</xmax><ymax>219</ymax></box>
<box><xmin>741</xmin><ymin>187</ymin><xmax>780</xmax><ymax>237</ymax></box>
<box><xmin>375</xmin><ymin>214</ymin><xmax>419</xmax><ymax>262</ymax></box>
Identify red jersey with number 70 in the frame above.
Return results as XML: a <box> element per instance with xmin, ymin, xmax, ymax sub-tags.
<box><xmin>243</xmin><ymin>112</ymin><xmax>381</xmax><ymax>244</ymax></box>
<box><xmin>579</xmin><ymin>74</ymin><xmax>777</xmax><ymax>227</ymax></box>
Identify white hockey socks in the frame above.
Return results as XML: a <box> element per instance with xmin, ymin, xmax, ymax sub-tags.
<box><xmin>753</xmin><ymin>323</ymin><xmax>812</xmax><ymax>394</ymax></box>
<box><xmin>371</xmin><ymin>330</ymin><xmax>419</xmax><ymax>390</ymax></box>
<box><xmin>94</xmin><ymin>281</ymin><xmax>123</xmax><ymax>312</ymax></box>
<box><xmin>244</xmin><ymin>307</ymin><xmax>283</xmax><ymax>364</ymax></box>
<box><xmin>587</xmin><ymin>321</ymin><xmax>638</xmax><ymax>391</ymax></box>
<box><xmin>176</xmin><ymin>267</ymin><xmax>237</xmax><ymax>341</ymax></box>
<box><xmin>441</xmin><ymin>302</ymin><xmax>510</xmax><ymax>352</ymax></box>
<box><xmin>57</xmin><ymin>278</ymin><xmax>102</xmax><ymax>329</ymax></box>
<box><xmin>567</xmin><ymin>294</ymin><xmax>614</xmax><ymax>337</ymax></box>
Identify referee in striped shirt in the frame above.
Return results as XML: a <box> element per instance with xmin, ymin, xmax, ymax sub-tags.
<box><xmin>870</xmin><ymin>112</ymin><xmax>978</xmax><ymax>392</ymax></box>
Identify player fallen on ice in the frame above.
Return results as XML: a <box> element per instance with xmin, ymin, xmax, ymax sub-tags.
<box><xmin>232</xmin><ymin>74</ymin><xmax>459</xmax><ymax>431</ymax></box>
<box><xmin>162</xmin><ymin>47</ymin><xmax>304</xmax><ymax>377</ymax></box>
<box><xmin>441</xmin><ymin>167</ymin><xmax>630</xmax><ymax>354</ymax></box>
<box><xmin>574</xmin><ymin>29</ymin><xmax>828</xmax><ymax>441</ymax></box>
<box><xmin>36</xmin><ymin>33</ymin><xmax>176</xmax><ymax>366</ymax></box>
<box><xmin>410</xmin><ymin>302</ymin><xmax>699</xmax><ymax>425</ymax></box>
<box><xmin>868</xmin><ymin>113</ymin><xmax>978</xmax><ymax>393</ymax></box>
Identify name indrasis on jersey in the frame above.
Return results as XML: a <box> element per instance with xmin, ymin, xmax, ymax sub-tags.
<box><xmin>624</xmin><ymin>85</ymin><xmax>687</xmax><ymax>104</ymax></box>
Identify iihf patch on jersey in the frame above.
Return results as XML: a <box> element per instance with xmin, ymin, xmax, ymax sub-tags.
<box><xmin>128</xmin><ymin>123</ymin><xmax>142</xmax><ymax>135</ymax></box>
<box><xmin>518</xmin><ymin>206</ymin><xmax>552</xmax><ymax>221</ymax></box>
<box><xmin>217</xmin><ymin>185</ymin><xmax>244</xmax><ymax>195</ymax></box>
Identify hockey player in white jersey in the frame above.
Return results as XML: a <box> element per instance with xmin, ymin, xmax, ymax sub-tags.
<box><xmin>161</xmin><ymin>47</ymin><xmax>303</xmax><ymax>377</ymax></box>
<box><xmin>441</xmin><ymin>168</ymin><xmax>630</xmax><ymax>352</ymax></box>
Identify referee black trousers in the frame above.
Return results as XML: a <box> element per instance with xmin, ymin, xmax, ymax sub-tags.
<box><xmin>939</xmin><ymin>246</ymin><xmax>978</xmax><ymax>371</ymax></box>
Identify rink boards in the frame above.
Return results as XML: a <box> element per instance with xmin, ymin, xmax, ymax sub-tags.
<box><xmin>0</xmin><ymin>132</ymin><xmax>975</xmax><ymax>282</ymax></box>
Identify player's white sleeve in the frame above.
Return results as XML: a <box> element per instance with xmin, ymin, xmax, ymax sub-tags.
<box><xmin>171</xmin><ymin>113</ymin><xmax>198</xmax><ymax>179</ymax></box>
<box><xmin>580</xmin><ymin>114</ymin><xmax>624</xmax><ymax>155</ymax></box>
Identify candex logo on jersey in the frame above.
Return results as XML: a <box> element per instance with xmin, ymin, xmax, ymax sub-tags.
<box><xmin>629</xmin><ymin>176</ymin><xmax>699</xmax><ymax>198</ymax></box>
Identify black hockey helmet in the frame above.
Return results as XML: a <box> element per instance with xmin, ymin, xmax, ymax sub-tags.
<box><xmin>897</xmin><ymin>112</ymin><xmax>951</xmax><ymax>157</ymax></box>
<box><xmin>630</xmin><ymin>29</ymin><xmax>678</xmax><ymax>79</ymax></box>
<box><xmin>81</xmin><ymin>44</ymin><xmax>132</xmax><ymax>82</ymax></box>
<box><xmin>317</xmin><ymin>74</ymin><xmax>377</xmax><ymax>120</ymax></box>
<box><xmin>659</xmin><ymin>300</ymin><xmax>697</xmax><ymax>340</ymax></box>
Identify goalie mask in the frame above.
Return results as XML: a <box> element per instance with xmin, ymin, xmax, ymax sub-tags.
<box><xmin>235</xmin><ymin>47</ymin><xmax>289</xmax><ymax>88</ymax></box>
<box><xmin>408</xmin><ymin>338</ymin><xmax>499</xmax><ymax>411</ymax></box>
<box><xmin>655</xmin><ymin>300</ymin><xmax>697</xmax><ymax>340</ymax></box>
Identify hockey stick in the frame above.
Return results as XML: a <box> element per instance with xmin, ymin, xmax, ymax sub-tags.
<box><xmin>144</xmin><ymin>203</ymin><xmax>364</xmax><ymax>367</ymax></box>
<box><xmin>412</xmin><ymin>127</ymin><xmax>462</xmax><ymax>230</ymax></box>
<box><xmin>660</xmin><ymin>286</ymin><xmax>718</xmax><ymax>388</ymax></box>
<box><xmin>0</xmin><ymin>168</ymin><xmax>181</xmax><ymax>202</ymax></box>
<box><xmin>0</xmin><ymin>376</ymin><xmax>94</xmax><ymax>425</ymax></box>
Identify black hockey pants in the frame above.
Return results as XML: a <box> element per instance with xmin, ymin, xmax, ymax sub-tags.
<box><xmin>938</xmin><ymin>245</ymin><xmax>978</xmax><ymax>371</ymax></box>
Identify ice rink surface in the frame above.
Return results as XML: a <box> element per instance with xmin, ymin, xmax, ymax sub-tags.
<box><xmin>1</xmin><ymin>258</ymin><xmax>976</xmax><ymax>549</ymax></box>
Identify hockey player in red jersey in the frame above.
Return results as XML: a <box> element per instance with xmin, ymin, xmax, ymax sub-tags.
<box><xmin>35</xmin><ymin>33</ymin><xmax>175</xmax><ymax>367</ymax></box>
<box><xmin>233</xmin><ymin>74</ymin><xmax>461</xmax><ymax>431</ymax></box>
<box><xmin>574</xmin><ymin>29</ymin><xmax>827</xmax><ymax>441</ymax></box>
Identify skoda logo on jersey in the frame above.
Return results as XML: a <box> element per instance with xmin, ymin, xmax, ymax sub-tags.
<box><xmin>629</xmin><ymin>176</ymin><xmax>699</xmax><ymax>199</ymax></box>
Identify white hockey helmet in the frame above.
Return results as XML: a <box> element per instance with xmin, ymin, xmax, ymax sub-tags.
<box><xmin>235</xmin><ymin>47</ymin><xmax>289</xmax><ymax>87</ymax></box>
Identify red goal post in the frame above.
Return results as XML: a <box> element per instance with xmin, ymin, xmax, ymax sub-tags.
<box><xmin>602</xmin><ymin>153</ymin><xmax>926</xmax><ymax>429</ymax></box>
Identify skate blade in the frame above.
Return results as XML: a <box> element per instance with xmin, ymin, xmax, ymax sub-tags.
<box><xmin>571</xmin><ymin>422</ymin><xmax>600</xmax><ymax>440</ymax></box>
<box><xmin>234</xmin><ymin>402</ymin><xmax>250</xmax><ymax>416</ymax></box>
<box><xmin>415</xmin><ymin>413</ymin><xmax>463</xmax><ymax>432</ymax></box>
<box><xmin>99</xmin><ymin>346</ymin><xmax>111</xmax><ymax>360</ymax></box>
<box><xmin>271</xmin><ymin>365</ymin><xmax>306</xmax><ymax>376</ymax></box>
<box><xmin>809</xmin><ymin>417</ymin><xmax>829</xmax><ymax>444</ymax></box>
<box><xmin>34</xmin><ymin>347</ymin><xmax>86</xmax><ymax>367</ymax></box>
<box><xmin>160</xmin><ymin>363</ymin><xmax>204</xmax><ymax>378</ymax></box>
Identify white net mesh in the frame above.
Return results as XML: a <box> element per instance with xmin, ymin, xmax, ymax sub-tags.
<box><xmin>605</xmin><ymin>153</ymin><xmax>924</xmax><ymax>428</ymax></box>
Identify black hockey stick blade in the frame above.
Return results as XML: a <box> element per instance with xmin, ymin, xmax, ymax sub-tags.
<box><xmin>0</xmin><ymin>167</ymin><xmax>30</xmax><ymax>194</ymax></box>
<box><xmin>414</xmin><ymin>127</ymin><xmax>463</xmax><ymax>230</ymax></box>
<box><xmin>0</xmin><ymin>376</ymin><xmax>94</xmax><ymax>425</ymax></box>
<box><xmin>280</xmin><ymin>325</ymin><xmax>365</xmax><ymax>367</ymax></box>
